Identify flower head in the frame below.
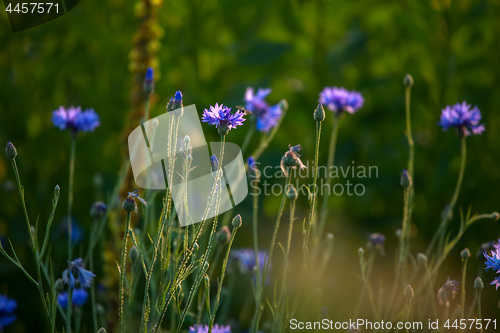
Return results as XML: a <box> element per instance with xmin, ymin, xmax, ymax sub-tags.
<box><xmin>438</xmin><ymin>101</ymin><xmax>485</xmax><ymax>137</ymax></box>
<box><xmin>202</xmin><ymin>103</ymin><xmax>245</xmax><ymax>135</ymax></box>
<box><xmin>483</xmin><ymin>239</ymin><xmax>500</xmax><ymax>289</ymax></box>
<box><xmin>231</xmin><ymin>249</ymin><xmax>270</xmax><ymax>284</ymax></box>
<box><xmin>122</xmin><ymin>190</ymin><xmax>147</xmax><ymax>213</ymax></box>
<box><xmin>244</xmin><ymin>87</ymin><xmax>283</xmax><ymax>133</ymax></box>
<box><xmin>143</xmin><ymin>67</ymin><xmax>154</xmax><ymax>94</ymax></box>
<box><xmin>90</xmin><ymin>201</ymin><xmax>107</xmax><ymax>220</ymax></box>
<box><xmin>58</xmin><ymin>288</ymin><xmax>89</xmax><ymax>308</ymax></box>
<box><xmin>437</xmin><ymin>278</ymin><xmax>459</xmax><ymax>305</ymax></box>
<box><xmin>319</xmin><ymin>87</ymin><xmax>364</xmax><ymax>115</ymax></box>
<box><xmin>189</xmin><ymin>324</ymin><xmax>231</xmax><ymax>333</ymax></box>
<box><xmin>0</xmin><ymin>294</ymin><xmax>17</xmax><ymax>330</ymax></box>
<box><xmin>280</xmin><ymin>144</ymin><xmax>306</xmax><ymax>176</ymax></box>
<box><xmin>62</xmin><ymin>258</ymin><xmax>96</xmax><ymax>289</ymax></box>
<box><xmin>52</xmin><ymin>106</ymin><xmax>100</xmax><ymax>133</ymax></box>
<box><xmin>368</xmin><ymin>233</ymin><xmax>386</xmax><ymax>256</ymax></box>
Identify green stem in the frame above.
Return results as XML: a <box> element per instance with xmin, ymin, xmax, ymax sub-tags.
<box><xmin>251</xmin><ymin>172</ymin><xmax>291</xmax><ymax>333</ymax></box>
<box><xmin>477</xmin><ymin>290</ymin><xmax>483</xmax><ymax>333</ymax></box>
<box><xmin>317</xmin><ymin>115</ymin><xmax>340</xmax><ymax>242</ymax></box>
<box><xmin>119</xmin><ymin>212</ymin><xmax>132</xmax><ymax>333</ymax></box>
<box><xmin>461</xmin><ymin>257</ymin><xmax>468</xmax><ymax>321</ymax></box>
<box><xmin>66</xmin><ymin>287</ymin><xmax>73</xmax><ymax>333</ymax></box>
<box><xmin>427</xmin><ymin>137</ymin><xmax>466</xmax><ymax>258</ymax></box>
<box><xmin>252</xmin><ymin>169</ymin><xmax>261</xmax><ymax>289</ymax></box>
<box><xmin>68</xmin><ymin>136</ymin><xmax>76</xmax><ymax>261</ymax></box>
<box><xmin>306</xmin><ymin>121</ymin><xmax>322</xmax><ymax>248</ymax></box>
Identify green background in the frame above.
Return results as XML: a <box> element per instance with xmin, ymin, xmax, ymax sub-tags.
<box><xmin>1</xmin><ymin>0</ymin><xmax>500</xmax><ymax>331</ymax></box>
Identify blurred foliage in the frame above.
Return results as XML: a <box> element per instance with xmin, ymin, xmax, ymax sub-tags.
<box><xmin>1</xmin><ymin>0</ymin><xmax>500</xmax><ymax>331</ymax></box>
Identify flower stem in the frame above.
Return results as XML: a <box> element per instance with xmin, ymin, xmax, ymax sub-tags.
<box><xmin>306</xmin><ymin>121</ymin><xmax>322</xmax><ymax>248</ymax></box>
<box><xmin>461</xmin><ymin>256</ymin><xmax>468</xmax><ymax>321</ymax></box>
<box><xmin>317</xmin><ymin>115</ymin><xmax>340</xmax><ymax>242</ymax></box>
<box><xmin>477</xmin><ymin>290</ymin><xmax>483</xmax><ymax>333</ymax></box>
<box><xmin>251</xmin><ymin>172</ymin><xmax>291</xmax><ymax>333</ymax></box>
<box><xmin>252</xmin><ymin>169</ymin><xmax>261</xmax><ymax>289</ymax></box>
<box><xmin>68</xmin><ymin>136</ymin><xmax>76</xmax><ymax>262</ymax></box>
<box><xmin>119</xmin><ymin>212</ymin><xmax>132</xmax><ymax>333</ymax></box>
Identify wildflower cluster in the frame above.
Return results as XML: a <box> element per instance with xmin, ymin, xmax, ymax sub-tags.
<box><xmin>244</xmin><ymin>87</ymin><xmax>283</xmax><ymax>132</ymax></box>
<box><xmin>202</xmin><ymin>103</ymin><xmax>246</xmax><ymax>135</ymax></box>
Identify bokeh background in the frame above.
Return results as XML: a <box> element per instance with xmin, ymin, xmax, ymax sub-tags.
<box><xmin>1</xmin><ymin>0</ymin><xmax>500</xmax><ymax>331</ymax></box>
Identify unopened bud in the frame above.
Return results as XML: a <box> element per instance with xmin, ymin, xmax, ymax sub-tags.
<box><xmin>404</xmin><ymin>285</ymin><xmax>414</xmax><ymax>300</ymax></box>
<box><xmin>55</xmin><ymin>278</ymin><xmax>64</xmax><ymax>293</ymax></box>
<box><xmin>5</xmin><ymin>142</ymin><xmax>17</xmax><ymax>159</ymax></box>
<box><xmin>358</xmin><ymin>247</ymin><xmax>364</xmax><ymax>256</ymax></box>
<box><xmin>129</xmin><ymin>246</ymin><xmax>139</xmax><ymax>262</ymax></box>
<box><xmin>314</xmin><ymin>103</ymin><xmax>325</xmax><ymax>122</ymax></box>
<box><xmin>216</xmin><ymin>226</ymin><xmax>231</xmax><ymax>245</ymax></box>
<box><xmin>461</xmin><ymin>248</ymin><xmax>471</xmax><ymax>260</ymax></box>
<box><xmin>143</xmin><ymin>67</ymin><xmax>154</xmax><ymax>95</ymax></box>
<box><xmin>491</xmin><ymin>212</ymin><xmax>499</xmax><ymax>220</ymax></box>
<box><xmin>417</xmin><ymin>253</ymin><xmax>428</xmax><ymax>264</ymax></box>
<box><xmin>98</xmin><ymin>328</ymin><xmax>107</xmax><ymax>333</ymax></box>
<box><xmin>54</xmin><ymin>185</ymin><xmax>60</xmax><ymax>199</ymax></box>
<box><xmin>232</xmin><ymin>214</ymin><xmax>242</xmax><ymax>229</ymax></box>
<box><xmin>287</xmin><ymin>185</ymin><xmax>298</xmax><ymax>201</ymax></box>
<box><xmin>184</xmin><ymin>135</ymin><xmax>190</xmax><ymax>145</ymax></box>
<box><xmin>474</xmin><ymin>277</ymin><xmax>484</xmax><ymax>291</ymax></box>
<box><xmin>403</xmin><ymin>74</ymin><xmax>414</xmax><ymax>87</ymax></box>
<box><xmin>122</xmin><ymin>197</ymin><xmax>136</xmax><ymax>213</ymax></box>
<box><xmin>90</xmin><ymin>201</ymin><xmax>107</xmax><ymax>220</ymax></box>
<box><xmin>400</xmin><ymin>169</ymin><xmax>412</xmax><ymax>189</ymax></box>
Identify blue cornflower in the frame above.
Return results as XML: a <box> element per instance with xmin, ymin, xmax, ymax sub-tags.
<box><xmin>62</xmin><ymin>258</ymin><xmax>96</xmax><ymax>289</ymax></box>
<box><xmin>231</xmin><ymin>249</ymin><xmax>270</xmax><ymax>285</ymax></box>
<box><xmin>58</xmin><ymin>288</ymin><xmax>89</xmax><ymax>308</ymax></box>
<box><xmin>319</xmin><ymin>87</ymin><xmax>364</xmax><ymax>115</ymax></box>
<box><xmin>438</xmin><ymin>101</ymin><xmax>485</xmax><ymax>137</ymax></box>
<box><xmin>144</xmin><ymin>67</ymin><xmax>154</xmax><ymax>94</ymax></box>
<box><xmin>52</xmin><ymin>106</ymin><xmax>100</xmax><ymax>133</ymax></box>
<box><xmin>244</xmin><ymin>87</ymin><xmax>283</xmax><ymax>133</ymax></box>
<box><xmin>483</xmin><ymin>239</ymin><xmax>500</xmax><ymax>289</ymax></box>
<box><xmin>437</xmin><ymin>278</ymin><xmax>459</xmax><ymax>305</ymax></box>
<box><xmin>189</xmin><ymin>324</ymin><xmax>231</xmax><ymax>333</ymax></box>
<box><xmin>368</xmin><ymin>233</ymin><xmax>386</xmax><ymax>256</ymax></box>
<box><xmin>0</xmin><ymin>294</ymin><xmax>17</xmax><ymax>330</ymax></box>
<box><xmin>247</xmin><ymin>156</ymin><xmax>257</xmax><ymax>170</ymax></box>
<box><xmin>211</xmin><ymin>154</ymin><xmax>219</xmax><ymax>174</ymax></box>
<box><xmin>202</xmin><ymin>103</ymin><xmax>246</xmax><ymax>136</ymax></box>
<box><xmin>60</xmin><ymin>216</ymin><xmax>84</xmax><ymax>244</ymax></box>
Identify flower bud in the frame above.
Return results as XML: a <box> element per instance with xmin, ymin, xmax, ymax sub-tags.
<box><xmin>358</xmin><ymin>247</ymin><xmax>364</xmax><ymax>256</ymax></box>
<box><xmin>211</xmin><ymin>155</ymin><xmax>219</xmax><ymax>173</ymax></box>
<box><xmin>129</xmin><ymin>246</ymin><xmax>139</xmax><ymax>262</ymax></box>
<box><xmin>474</xmin><ymin>277</ymin><xmax>484</xmax><ymax>291</ymax></box>
<box><xmin>166</xmin><ymin>97</ymin><xmax>175</xmax><ymax>112</ymax></box>
<box><xmin>174</xmin><ymin>91</ymin><xmax>183</xmax><ymax>109</ymax></box>
<box><xmin>461</xmin><ymin>248</ymin><xmax>470</xmax><ymax>260</ymax></box>
<box><xmin>143</xmin><ymin>67</ymin><xmax>154</xmax><ymax>95</ymax></box>
<box><xmin>417</xmin><ymin>253</ymin><xmax>428</xmax><ymax>264</ymax></box>
<box><xmin>286</xmin><ymin>185</ymin><xmax>298</xmax><ymax>201</ymax></box>
<box><xmin>90</xmin><ymin>201</ymin><xmax>107</xmax><ymax>220</ymax></box>
<box><xmin>184</xmin><ymin>135</ymin><xmax>190</xmax><ymax>145</ymax></box>
<box><xmin>403</xmin><ymin>74</ymin><xmax>414</xmax><ymax>87</ymax></box>
<box><xmin>232</xmin><ymin>214</ymin><xmax>242</xmax><ymax>229</ymax></box>
<box><xmin>217</xmin><ymin>123</ymin><xmax>230</xmax><ymax>136</ymax></box>
<box><xmin>491</xmin><ymin>212</ymin><xmax>499</xmax><ymax>220</ymax></box>
<box><xmin>216</xmin><ymin>226</ymin><xmax>231</xmax><ymax>245</ymax></box>
<box><xmin>400</xmin><ymin>169</ymin><xmax>412</xmax><ymax>189</ymax></box>
<box><xmin>98</xmin><ymin>328</ymin><xmax>107</xmax><ymax>333</ymax></box>
<box><xmin>404</xmin><ymin>285</ymin><xmax>414</xmax><ymax>300</ymax></box>
<box><xmin>54</xmin><ymin>185</ymin><xmax>60</xmax><ymax>200</ymax></box>
<box><xmin>122</xmin><ymin>197</ymin><xmax>137</xmax><ymax>213</ymax></box>
<box><xmin>314</xmin><ymin>103</ymin><xmax>325</xmax><ymax>122</ymax></box>
<box><xmin>5</xmin><ymin>142</ymin><xmax>17</xmax><ymax>159</ymax></box>
<box><xmin>55</xmin><ymin>278</ymin><xmax>64</xmax><ymax>293</ymax></box>
<box><xmin>204</xmin><ymin>275</ymin><xmax>210</xmax><ymax>287</ymax></box>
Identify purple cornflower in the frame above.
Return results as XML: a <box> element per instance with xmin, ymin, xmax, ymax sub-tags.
<box><xmin>437</xmin><ymin>278</ymin><xmax>459</xmax><ymax>305</ymax></box>
<box><xmin>122</xmin><ymin>190</ymin><xmax>147</xmax><ymax>213</ymax></box>
<box><xmin>62</xmin><ymin>258</ymin><xmax>96</xmax><ymax>289</ymax></box>
<box><xmin>0</xmin><ymin>294</ymin><xmax>17</xmax><ymax>330</ymax></box>
<box><xmin>244</xmin><ymin>87</ymin><xmax>283</xmax><ymax>133</ymax></box>
<box><xmin>280</xmin><ymin>144</ymin><xmax>306</xmax><ymax>176</ymax></box>
<box><xmin>52</xmin><ymin>106</ymin><xmax>100</xmax><ymax>133</ymax></box>
<box><xmin>58</xmin><ymin>288</ymin><xmax>89</xmax><ymax>308</ymax></box>
<box><xmin>189</xmin><ymin>324</ymin><xmax>231</xmax><ymax>333</ymax></box>
<box><xmin>483</xmin><ymin>239</ymin><xmax>500</xmax><ymax>289</ymax></box>
<box><xmin>368</xmin><ymin>233</ymin><xmax>386</xmax><ymax>256</ymax></box>
<box><xmin>438</xmin><ymin>101</ymin><xmax>485</xmax><ymax>137</ymax></box>
<box><xmin>231</xmin><ymin>249</ymin><xmax>271</xmax><ymax>285</ymax></box>
<box><xmin>202</xmin><ymin>103</ymin><xmax>245</xmax><ymax>136</ymax></box>
<box><xmin>319</xmin><ymin>87</ymin><xmax>364</xmax><ymax>115</ymax></box>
